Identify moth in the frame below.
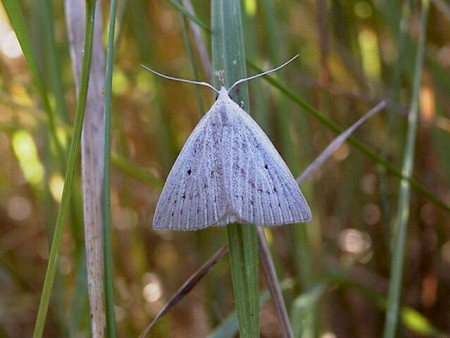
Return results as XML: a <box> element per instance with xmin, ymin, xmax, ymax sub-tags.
<box><xmin>144</xmin><ymin>56</ymin><xmax>311</xmax><ymax>230</ymax></box>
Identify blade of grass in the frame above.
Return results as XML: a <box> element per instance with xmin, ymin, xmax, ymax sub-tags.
<box><xmin>103</xmin><ymin>0</ymin><xmax>119</xmax><ymax>336</ymax></box>
<box><xmin>178</xmin><ymin>1</ymin><xmax>207</xmax><ymax>113</ymax></box>
<box><xmin>2</xmin><ymin>0</ymin><xmax>65</xmax><ymax>164</ymax></box>
<box><xmin>290</xmin><ymin>283</ymin><xmax>327</xmax><ymax>338</ymax></box>
<box><xmin>111</xmin><ymin>154</ymin><xmax>162</xmax><ymax>189</ymax></box>
<box><xmin>209</xmin><ymin>279</ymin><xmax>296</xmax><ymax>338</ymax></box>
<box><xmin>40</xmin><ymin>0</ymin><xmax>69</xmax><ymax>123</ymax></box>
<box><xmin>181</xmin><ymin>0</ymin><xmax>213</xmax><ymax>80</ymax></box>
<box><xmin>257</xmin><ymin>228</ymin><xmax>294</xmax><ymax>338</ymax></box>
<box><xmin>383</xmin><ymin>1</ymin><xmax>430</xmax><ymax>337</ymax></box>
<box><xmin>211</xmin><ymin>1</ymin><xmax>259</xmax><ymax>337</ymax></box>
<box><xmin>32</xmin><ymin>0</ymin><xmax>98</xmax><ymax>337</ymax></box>
<box><xmin>297</xmin><ymin>100</ymin><xmax>387</xmax><ymax>183</ymax></box>
<box><xmin>226</xmin><ymin>224</ymin><xmax>259</xmax><ymax>337</ymax></box>
<box><xmin>139</xmin><ymin>246</ymin><xmax>228</xmax><ymax>338</ymax></box>
<box><xmin>69</xmin><ymin>257</ymin><xmax>89</xmax><ymax>337</ymax></box>
<box><xmin>65</xmin><ymin>0</ymin><xmax>106</xmax><ymax>336</ymax></box>
<box><xmin>168</xmin><ymin>0</ymin><xmax>210</xmax><ymax>32</ymax></box>
<box><xmin>378</xmin><ymin>0</ymin><xmax>409</xmax><ymax>236</ymax></box>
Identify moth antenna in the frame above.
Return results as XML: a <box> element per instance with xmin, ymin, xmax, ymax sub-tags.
<box><xmin>227</xmin><ymin>54</ymin><xmax>299</xmax><ymax>93</ymax></box>
<box><xmin>142</xmin><ymin>65</ymin><xmax>220</xmax><ymax>94</ymax></box>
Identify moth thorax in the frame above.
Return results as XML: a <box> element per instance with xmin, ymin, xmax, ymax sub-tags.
<box><xmin>218</xmin><ymin>104</ymin><xmax>229</xmax><ymax>126</ymax></box>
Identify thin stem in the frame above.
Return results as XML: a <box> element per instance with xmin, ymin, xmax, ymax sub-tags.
<box><xmin>383</xmin><ymin>1</ymin><xmax>430</xmax><ymax>337</ymax></box>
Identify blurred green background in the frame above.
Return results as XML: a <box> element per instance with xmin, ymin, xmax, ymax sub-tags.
<box><xmin>0</xmin><ymin>0</ymin><xmax>449</xmax><ymax>337</ymax></box>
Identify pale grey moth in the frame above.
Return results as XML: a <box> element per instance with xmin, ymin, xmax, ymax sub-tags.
<box><xmin>144</xmin><ymin>56</ymin><xmax>312</xmax><ymax>230</ymax></box>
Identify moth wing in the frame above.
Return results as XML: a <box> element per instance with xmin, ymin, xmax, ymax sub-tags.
<box><xmin>153</xmin><ymin>109</ymin><xmax>226</xmax><ymax>230</ymax></box>
<box><xmin>223</xmin><ymin>103</ymin><xmax>312</xmax><ymax>226</ymax></box>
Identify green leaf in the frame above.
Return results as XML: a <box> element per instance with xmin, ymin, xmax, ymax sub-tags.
<box><xmin>211</xmin><ymin>1</ymin><xmax>259</xmax><ymax>337</ymax></box>
<box><xmin>32</xmin><ymin>1</ymin><xmax>98</xmax><ymax>337</ymax></box>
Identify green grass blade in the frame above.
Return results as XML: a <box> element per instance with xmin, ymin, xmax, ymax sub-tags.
<box><xmin>257</xmin><ymin>228</ymin><xmax>294</xmax><ymax>337</ymax></box>
<box><xmin>383</xmin><ymin>1</ymin><xmax>430</xmax><ymax>337</ymax></box>
<box><xmin>379</xmin><ymin>0</ymin><xmax>410</xmax><ymax>233</ymax></box>
<box><xmin>290</xmin><ymin>283</ymin><xmax>326</xmax><ymax>338</ymax></box>
<box><xmin>226</xmin><ymin>224</ymin><xmax>259</xmax><ymax>337</ymax></box>
<box><xmin>32</xmin><ymin>1</ymin><xmax>98</xmax><ymax>336</ymax></box>
<box><xmin>39</xmin><ymin>0</ymin><xmax>69</xmax><ymax>122</ymax></box>
<box><xmin>211</xmin><ymin>1</ymin><xmax>259</xmax><ymax>336</ymax></box>
<box><xmin>168</xmin><ymin>0</ymin><xmax>210</xmax><ymax>32</ymax></box>
<box><xmin>69</xmin><ymin>258</ymin><xmax>89</xmax><ymax>337</ymax></box>
<box><xmin>209</xmin><ymin>279</ymin><xmax>296</xmax><ymax>338</ymax></box>
<box><xmin>2</xmin><ymin>0</ymin><xmax>65</xmax><ymax>163</ymax></box>
<box><xmin>66</xmin><ymin>0</ymin><xmax>106</xmax><ymax>336</ymax></box>
<box><xmin>111</xmin><ymin>153</ymin><xmax>162</xmax><ymax>189</ymax></box>
<box><xmin>104</xmin><ymin>0</ymin><xmax>119</xmax><ymax>336</ymax></box>
<box><xmin>178</xmin><ymin>2</ymin><xmax>206</xmax><ymax>113</ymax></box>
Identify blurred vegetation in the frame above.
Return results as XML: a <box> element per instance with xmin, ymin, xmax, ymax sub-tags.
<box><xmin>1</xmin><ymin>0</ymin><xmax>450</xmax><ymax>337</ymax></box>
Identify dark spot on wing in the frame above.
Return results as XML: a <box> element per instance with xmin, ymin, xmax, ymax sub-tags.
<box><xmin>187</xmin><ymin>169</ymin><xmax>192</xmax><ymax>175</ymax></box>
<box><xmin>264</xmin><ymin>164</ymin><xmax>268</xmax><ymax>169</ymax></box>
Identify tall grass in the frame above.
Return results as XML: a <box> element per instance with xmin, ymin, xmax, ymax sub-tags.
<box><xmin>211</xmin><ymin>1</ymin><xmax>259</xmax><ymax>337</ymax></box>
<box><xmin>0</xmin><ymin>1</ymin><xmax>449</xmax><ymax>337</ymax></box>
